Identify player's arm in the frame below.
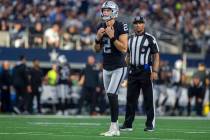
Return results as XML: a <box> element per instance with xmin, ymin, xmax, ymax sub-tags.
<box><xmin>113</xmin><ymin>34</ymin><xmax>128</xmax><ymax>53</ymax></box>
<box><xmin>105</xmin><ymin>27</ymin><xmax>128</xmax><ymax>53</ymax></box>
<box><xmin>94</xmin><ymin>28</ymin><xmax>105</xmax><ymax>52</ymax></box>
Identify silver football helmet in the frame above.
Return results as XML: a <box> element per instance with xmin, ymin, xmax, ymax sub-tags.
<box><xmin>58</xmin><ymin>55</ymin><xmax>67</xmax><ymax>65</ymax></box>
<box><xmin>101</xmin><ymin>1</ymin><xmax>119</xmax><ymax>21</ymax></box>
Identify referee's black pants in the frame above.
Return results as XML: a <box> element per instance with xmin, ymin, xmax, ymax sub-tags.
<box><xmin>124</xmin><ymin>69</ymin><xmax>155</xmax><ymax>128</ymax></box>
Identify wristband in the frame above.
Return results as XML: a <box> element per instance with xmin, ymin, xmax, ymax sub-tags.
<box><xmin>110</xmin><ymin>37</ymin><xmax>117</xmax><ymax>42</ymax></box>
<box><xmin>152</xmin><ymin>70</ymin><xmax>158</xmax><ymax>73</ymax></box>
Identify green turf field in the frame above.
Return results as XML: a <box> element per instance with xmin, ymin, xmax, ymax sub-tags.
<box><xmin>0</xmin><ymin>115</ymin><xmax>210</xmax><ymax>140</ymax></box>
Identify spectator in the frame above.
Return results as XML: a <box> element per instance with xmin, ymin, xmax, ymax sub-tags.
<box><xmin>29</xmin><ymin>22</ymin><xmax>44</xmax><ymax>48</ymax></box>
<box><xmin>63</xmin><ymin>25</ymin><xmax>80</xmax><ymax>50</ymax></box>
<box><xmin>0</xmin><ymin>19</ymin><xmax>9</xmax><ymax>31</ymax></box>
<box><xmin>44</xmin><ymin>22</ymin><xmax>61</xmax><ymax>48</ymax></box>
<box><xmin>64</xmin><ymin>9</ymin><xmax>83</xmax><ymax>30</ymax></box>
<box><xmin>80</xmin><ymin>26</ymin><xmax>95</xmax><ymax>50</ymax></box>
<box><xmin>48</xmin><ymin>2</ymin><xmax>66</xmax><ymax>25</ymax></box>
<box><xmin>0</xmin><ymin>61</ymin><xmax>12</xmax><ymax>113</ymax></box>
<box><xmin>0</xmin><ymin>0</ymin><xmax>209</xmax><ymax>53</ymax></box>
<box><xmin>9</xmin><ymin>21</ymin><xmax>25</xmax><ymax>48</ymax></box>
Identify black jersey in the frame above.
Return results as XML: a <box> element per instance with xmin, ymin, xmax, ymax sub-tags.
<box><xmin>97</xmin><ymin>20</ymin><xmax>129</xmax><ymax>70</ymax></box>
<box><xmin>58</xmin><ymin>64</ymin><xmax>71</xmax><ymax>84</ymax></box>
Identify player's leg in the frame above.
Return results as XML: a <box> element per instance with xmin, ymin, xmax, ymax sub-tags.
<box><xmin>107</xmin><ymin>67</ymin><xmax>127</xmax><ymax>122</ymax></box>
<box><xmin>121</xmin><ymin>75</ymin><xmax>140</xmax><ymax>131</ymax></box>
<box><xmin>160</xmin><ymin>85</ymin><xmax>168</xmax><ymax>106</ymax></box>
<box><xmin>56</xmin><ymin>84</ymin><xmax>68</xmax><ymax>115</ymax></box>
<box><xmin>63</xmin><ymin>84</ymin><xmax>70</xmax><ymax>115</ymax></box>
<box><xmin>142</xmin><ymin>79</ymin><xmax>155</xmax><ymax>131</ymax></box>
<box><xmin>101</xmin><ymin>67</ymin><xmax>126</xmax><ymax>136</ymax></box>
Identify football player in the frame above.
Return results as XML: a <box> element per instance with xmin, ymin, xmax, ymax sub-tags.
<box><xmin>57</xmin><ymin>55</ymin><xmax>71</xmax><ymax>115</ymax></box>
<box><xmin>94</xmin><ymin>1</ymin><xmax>129</xmax><ymax>136</ymax></box>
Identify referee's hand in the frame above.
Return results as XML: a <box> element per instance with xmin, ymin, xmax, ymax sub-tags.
<box><xmin>150</xmin><ymin>72</ymin><xmax>158</xmax><ymax>81</ymax></box>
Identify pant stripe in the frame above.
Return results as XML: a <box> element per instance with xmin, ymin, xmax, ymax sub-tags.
<box><xmin>113</xmin><ymin>67</ymin><xmax>125</xmax><ymax>94</ymax></box>
<box><xmin>151</xmin><ymin>80</ymin><xmax>155</xmax><ymax>128</ymax></box>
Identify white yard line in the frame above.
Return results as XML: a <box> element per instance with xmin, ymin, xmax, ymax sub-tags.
<box><xmin>159</xmin><ymin>128</ymin><xmax>210</xmax><ymax>132</ymax></box>
<box><xmin>184</xmin><ymin>132</ymin><xmax>209</xmax><ymax>134</ymax></box>
<box><xmin>28</xmin><ymin>122</ymin><xmax>101</xmax><ymax>126</ymax></box>
<box><xmin>0</xmin><ymin>132</ymin><xmax>184</xmax><ymax>140</ymax></box>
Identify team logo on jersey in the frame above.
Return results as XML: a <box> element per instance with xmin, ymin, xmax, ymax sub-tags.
<box><xmin>143</xmin><ymin>39</ymin><xmax>149</xmax><ymax>47</ymax></box>
<box><xmin>141</xmin><ymin>48</ymin><xmax>145</xmax><ymax>52</ymax></box>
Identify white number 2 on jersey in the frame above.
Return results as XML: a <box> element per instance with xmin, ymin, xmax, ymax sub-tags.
<box><xmin>123</xmin><ymin>23</ymin><xmax>128</xmax><ymax>31</ymax></box>
<box><xmin>103</xmin><ymin>37</ymin><xmax>111</xmax><ymax>54</ymax></box>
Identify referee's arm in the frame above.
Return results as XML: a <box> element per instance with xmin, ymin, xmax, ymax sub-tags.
<box><xmin>152</xmin><ymin>53</ymin><xmax>159</xmax><ymax>73</ymax></box>
<box><xmin>150</xmin><ymin>36</ymin><xmax>160</xmax><ymax>80</ymax></box>
<box><xmin>151</xmin><ymin>53</ymin><xmax>159</xmax><ymax>80</ymax></box>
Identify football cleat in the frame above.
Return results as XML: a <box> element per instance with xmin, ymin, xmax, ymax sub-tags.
<box><xmin>100</xmin><ymin>122</ymin><xmax>120</xmax><ymax>136</ymax></box>
<box><xmin>119</xmin><ymin>125</ymin><xmax>133</xmax><ymax>132</ymax></box>
<box><xmin>144</xmin><ymin>127</ymin><xmax>155</xmax><ymax>132</ymax></box>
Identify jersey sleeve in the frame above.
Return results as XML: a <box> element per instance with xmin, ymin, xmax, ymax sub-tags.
<box><xmin>150</xmin><ymin>36</ymin><xmax>159</xmax><ymax>54</ymax></box>
<box><xmin>119</xmin><ymin>22</ymin><xmax>129</xmax><ymax>35</ymax></box>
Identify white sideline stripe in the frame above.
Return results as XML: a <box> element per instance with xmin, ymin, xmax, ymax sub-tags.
<box><xmin>28</xmin><ymin>122</ymin><xmax>101</xmax><ymax>126</ymax></box>
<box><xmin>184</xmin><ymin>132</ymin><xmax>208</xmax><ymax>134</ymax></box>
<box><xmin>159</xmin><ymin>128</ymin><xmax>210</xmax><ymax>132</ymax></box>
<box><xmin>0</xmin><ymin>132</ymin><xmax>184</xmax><ymax>140</ymax></box>
<box><xmin>0</xmin><ymin>115</ymin><xmax>210</xmax><ymax>120</ymax></box>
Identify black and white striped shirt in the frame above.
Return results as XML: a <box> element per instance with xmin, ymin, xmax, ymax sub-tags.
<box><xmin>128</xmin><ymin>32</ymin><xmax>159</xmax><ymax>67</ymax></box>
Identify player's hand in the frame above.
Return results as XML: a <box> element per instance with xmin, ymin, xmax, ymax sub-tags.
<box><xmin>96</xmin><ymin>28</ymin><xmax>105</xmax><ymax>41</ymax></box>
<box><xmin>105</xmin><ymin>26</ymin><xmax>114</xmax><ymax>39</ymax></box>
<box><xmin>150</xmin><ymin>72</ymin><xmax>158</xmax><ymax>81</ymax></box>
<box><xmin>27</xmin><ymin>85</ymin><xmax>32</xmax><ymax>94</ymax></box>
<box><xmin>96</xmin><ymin>86</ymin><xmax>101</xmax><ymax>93</ymax></box>
<box><xmin>121</xmin><ymin>80</ymin><xmax>128</xmax><ymax>88</ymax></box>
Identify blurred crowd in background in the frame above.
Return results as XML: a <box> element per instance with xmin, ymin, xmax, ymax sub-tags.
<box><xmin>0</xmin><ymin>55</ymin><xmax>210</xmax><ymax>116</ymax></box>
<box><xmin>0</xmin><ymin>0</ymin><xmax>209</xmax><ymax>52</ymax></box>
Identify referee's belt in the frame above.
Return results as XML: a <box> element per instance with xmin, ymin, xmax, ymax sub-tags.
<box><xmin>129</xmin><ymin>64</ymin><xmax>151</xmax><ymax>71</ymax></box>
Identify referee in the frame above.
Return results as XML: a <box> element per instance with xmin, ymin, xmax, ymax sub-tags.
<box><xmin>120</xmin><ymin>16</ymin><xmax>160</xmax><ymax>132</ymax></box>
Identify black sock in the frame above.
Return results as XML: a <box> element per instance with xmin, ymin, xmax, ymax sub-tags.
<box><xmin>107</xmin><ymin>93</ymin><xmax>118</xmax><ymax>122</ymax></box>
